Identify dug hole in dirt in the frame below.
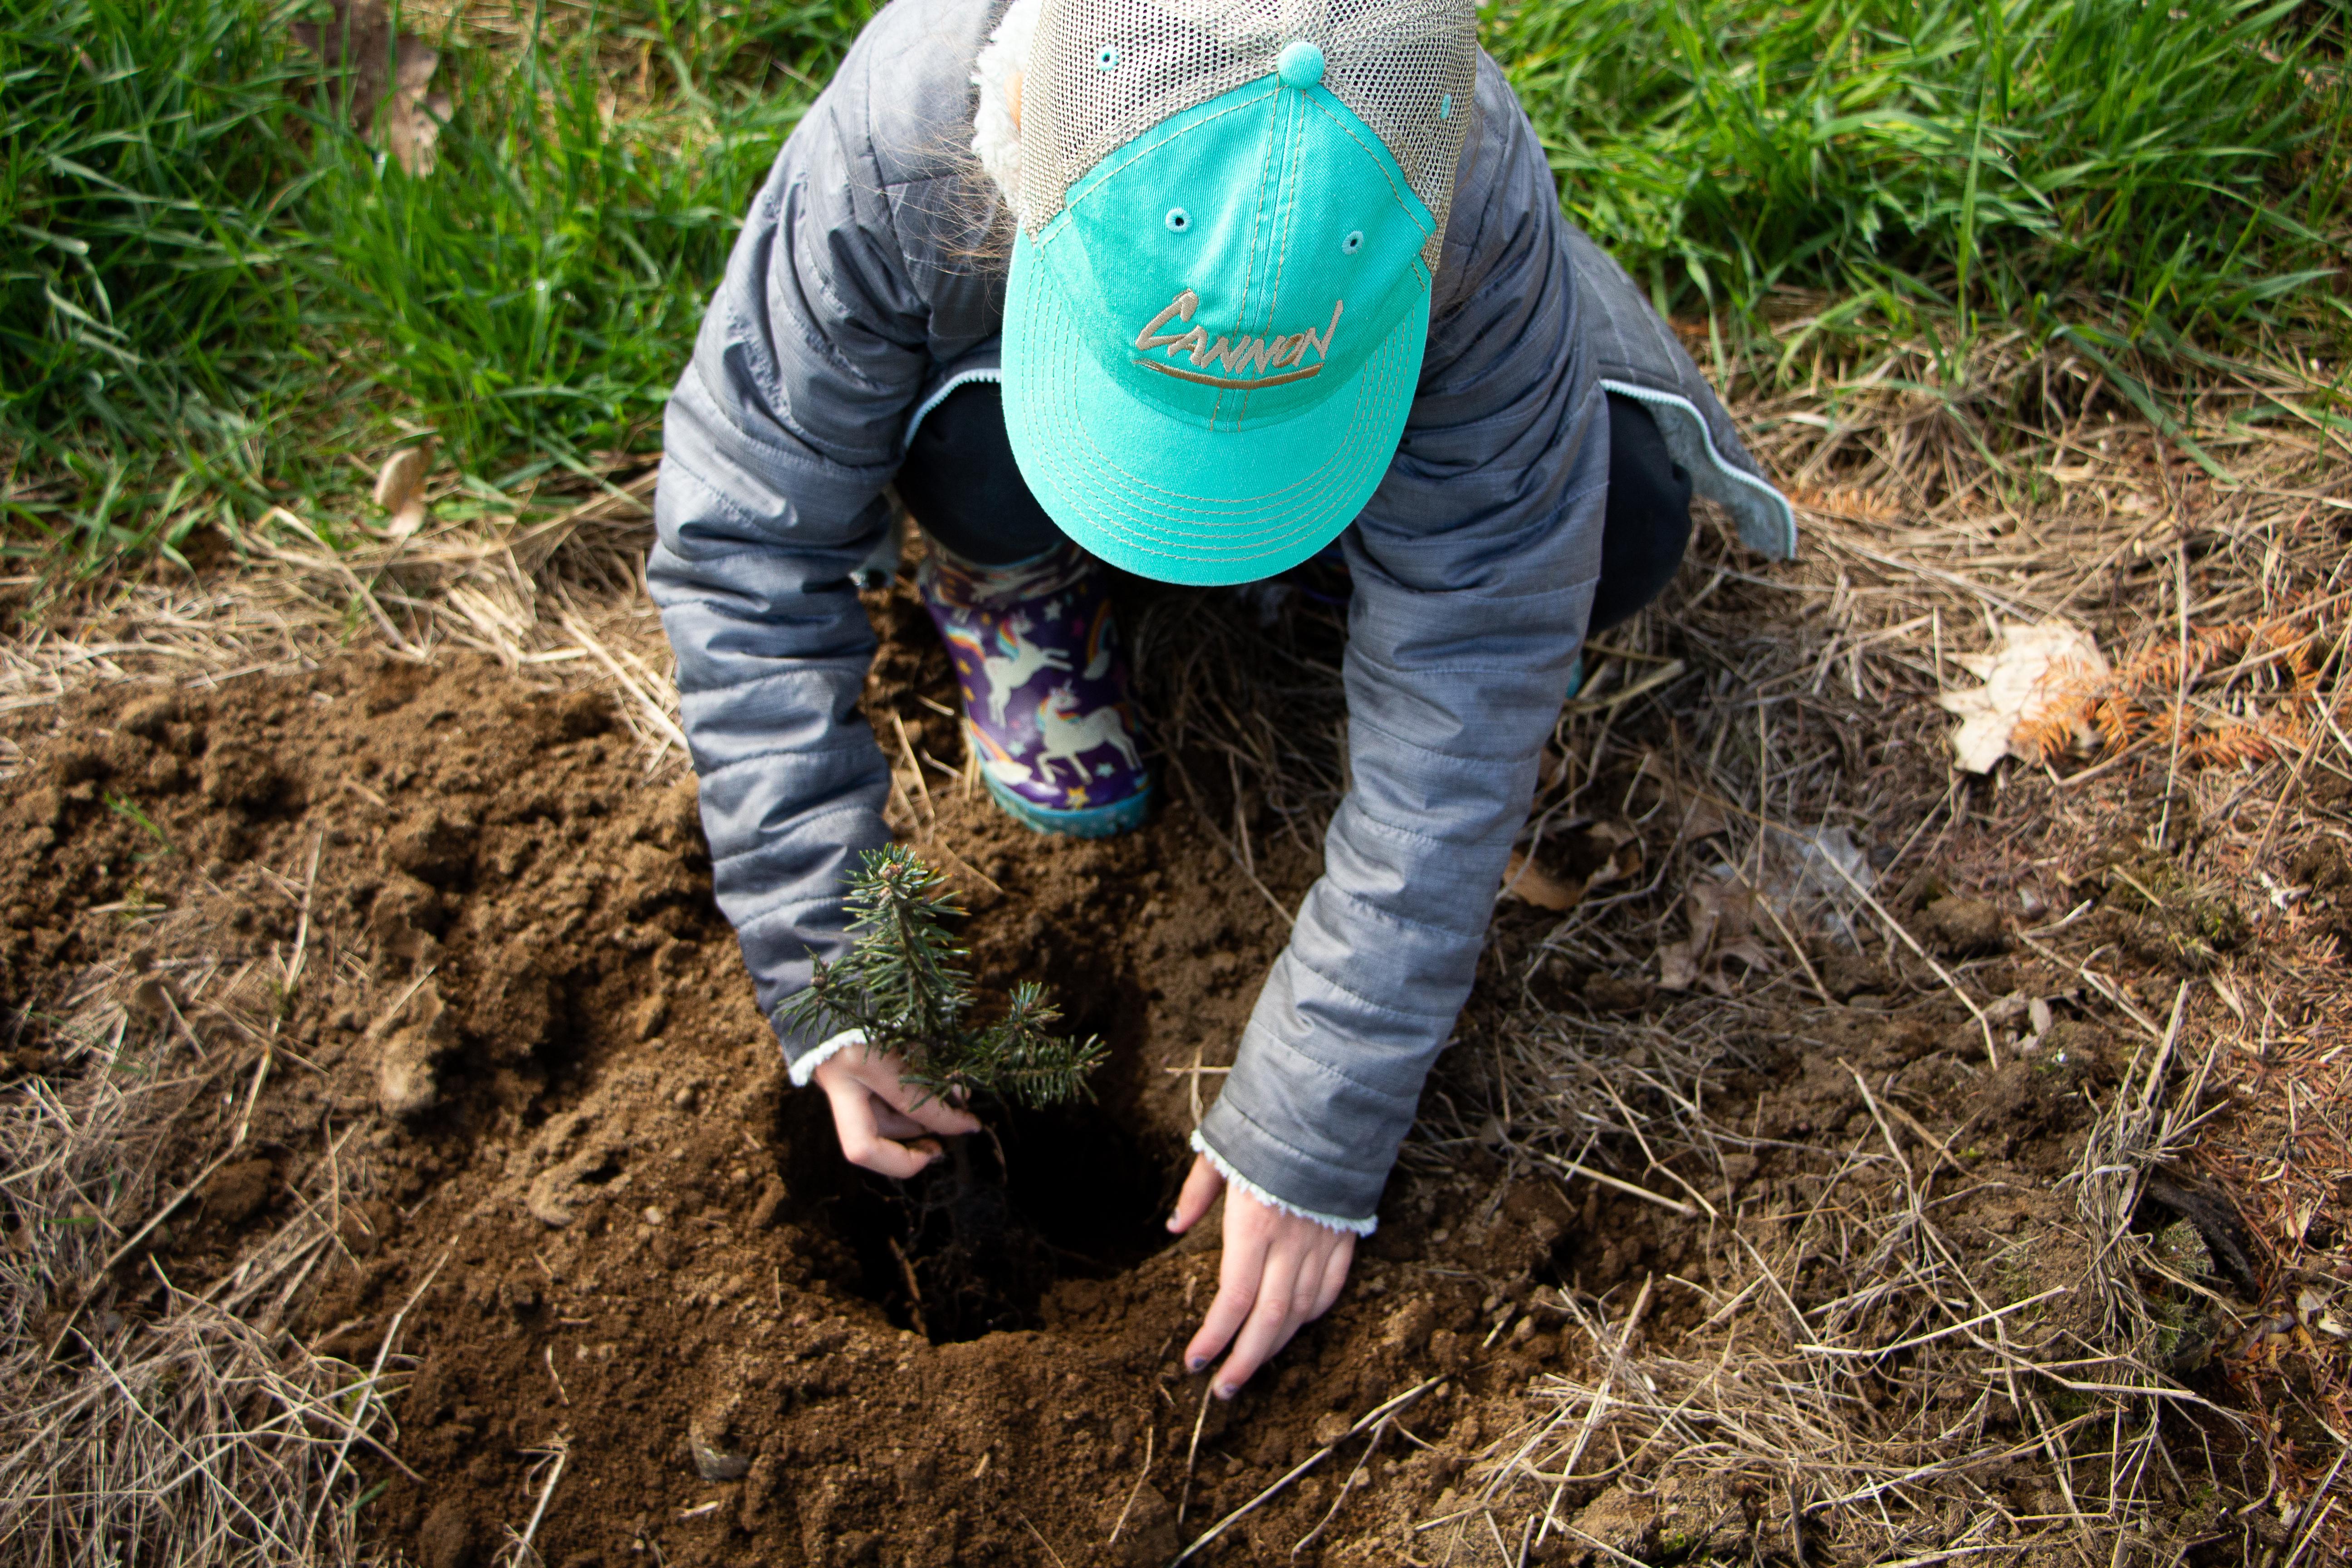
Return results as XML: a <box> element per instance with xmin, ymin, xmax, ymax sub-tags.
<box><xmin>0</xmin><ymin>566</ymin><xmax>2178</xmax><ymax>1567</ymax></box>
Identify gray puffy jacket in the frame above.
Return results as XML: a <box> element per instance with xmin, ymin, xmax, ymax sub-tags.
<box><xmin>649</xmin><ymin>0</ymin><xmax>1792</xmax><ymax>1230</ymax></box>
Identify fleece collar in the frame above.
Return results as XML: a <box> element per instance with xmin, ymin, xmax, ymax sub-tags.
<box><xmin>970</xmin><ymin>0</ymin><xmax>1042</xmax><ymax>223</ymax></box>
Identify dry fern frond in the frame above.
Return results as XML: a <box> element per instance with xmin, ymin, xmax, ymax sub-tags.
<box><xmin>2015</xmin><ymin>708</ymin><xmax>2078</xmax><ymax>761</ymax></box>
<box><xmin>2025</xmin><ymin>603</ymin><xmax>2341</xmax><ymax>772</ymax></box>
<box><xmin>2094</xmin><ymin>694</ymin><xmax>2136</xmax><ymax>752</ymax></box>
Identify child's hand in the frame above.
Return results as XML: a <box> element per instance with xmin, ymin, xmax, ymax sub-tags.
<box><xmin>1166</xmin><ymin>1155</ymin><xmax>1355</xmax><ymax>1398</ymax></box>
<box><xmin>810</xmin><ymin>1040</ymin><xmax>982</xmax><ymax>1179</ymax></box>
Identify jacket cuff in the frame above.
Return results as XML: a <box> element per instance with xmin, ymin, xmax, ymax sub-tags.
<box><xmin>785</xmin><ymin>1027</ymin><xmax>865</xmax><ymax>1088</ymax></box>
<box><xmin>1194</xmin><ymin>1047</ymin><xmax>1394</xmax><ymax>1235</ymax></box>
<box><xmin>1189</xmin><ymin>1129</ymin><xmax>1377</xmax><ymax>1237</ymax></box>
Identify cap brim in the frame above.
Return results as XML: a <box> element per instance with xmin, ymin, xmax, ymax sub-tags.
<box><xmin>1003</xmin><ymin>238</ymin><xmax>1426</xmax><ymax>588</ymax></box>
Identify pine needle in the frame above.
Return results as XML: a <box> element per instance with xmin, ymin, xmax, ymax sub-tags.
<box><xmin>778</xmin><ymin>847</ymin><xmax>1104</xmax><ymax>1109</ymax></box>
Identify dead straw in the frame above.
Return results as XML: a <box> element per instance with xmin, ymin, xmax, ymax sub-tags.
<box><xmin>1410</xmin><ymin>339</ymin><xmax>2352</xmax><ymax>1561</ymax></box>
<box><xmin>502</xmin><ymin>1437</ymin><xmax>569</xmax><ymax>1568</ymax></box>
<box><xmin>1017</xmin><ymin>1512</ymin><xmax>1073</xmax><ymax>1568</ymax></box>
<box><xmin>1178</xmin><ymin>1378</ymin><xmax>1215</xmax><ymax>1526</ymax></box>
<box><xmin>4</xmin><ymin>325</ymin><xmax>2346</xmax><ymax>1567</ymax></box>
<box><xmin>1105</xmin><ymin>1426</ymin><xmax>1156</xmax><ymax>1547</ymax></box>
<box><xmin>3</xmin><ymin>964</ymin><xmax>402</xmax><ymax>1568</ymax></box>
<box><xmin>1170</xmin><ymin>1377</ymin><xmax>1438</xmax><ymax>1565</ymax></box>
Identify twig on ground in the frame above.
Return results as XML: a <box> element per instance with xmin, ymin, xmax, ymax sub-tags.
<box><xmin>1527</xmin><ymin>1150</ymin><xmax>1698</xmax><ymax>1219</ymax></box>
<box><xmin>1173</xmin><ymin>1378</ymin><xmax>1439</xmax><ymax>1565</ymax></box>
<box><xmin>506</xmin><ymin>1436</ymin><xmax>569</xmax><ymax>1568</ymax></box>
<box><xmin>892</xmin><ymin>710</ymin><xmax>935</xmax><ymax>830</ymax></box>
<box><xmin>1179</xmin><ymin>1378</ymin><xmax>1215</xmax><ymax>1526</ymax></box>
<box><xmin>1018</xmin><ymin>1512</ymin><xmax>1072</xmax><ymax>1568</ymax></box>
<box><xmin>1291</xmin><ymin>1414</ymin><xmax>1391</xmax><ymax>1557</ymax></box>
<box><xmin>925</xmin><ymin>836</ymin><xmax>1004</xmax><ymax>897</ymax></box>
<box><xmin>1107</xmin><ymin>1426</ymin><xmax>1156</xmax><ymax>1547</ymax></box>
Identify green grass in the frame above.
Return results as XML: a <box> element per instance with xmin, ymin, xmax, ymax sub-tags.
<box><xmin>305</xmin><ymin>0</ymin><xmax>870</xmax><ymax>496</ymax></box>
<box><xmin>1492</xmin><ymin>0</ymin><xmax>2352</xmax><ymax>370</ymax></box>
<box><xmin>1</xmin><ymin>0</ymin><xmax>2346</xmax><ymax>564</ymax></box>
<box><xmin>3</xmin><ymin>0</ymin><xmax>320</xmax><ymax>553</ymax></box>
<box><xmin>3</xmin><ymin>0</ymin><xmax>863</xmax><ymax>560</ymax></box>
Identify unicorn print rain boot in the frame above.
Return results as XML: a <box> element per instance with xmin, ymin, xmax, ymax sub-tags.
<box><xmin>917</xmin><ymin>540</ymin><xmax>1153</xmax><ymax>838</ymax></box>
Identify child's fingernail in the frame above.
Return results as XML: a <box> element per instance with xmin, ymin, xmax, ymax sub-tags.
<box><xmin>1213</xmin><ymin>1383</ymin><xmax>1236</xmax><ymax>1401</ymax></box>
<box><xmin>1186</xmin><ymin>1356</ymin><xmax>1206</xmax><ymax>1373</ymax></box>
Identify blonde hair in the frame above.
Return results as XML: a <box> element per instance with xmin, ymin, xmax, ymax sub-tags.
<box><xmin>935</xmin><ymin>0</ymin><xmax>1038</xmax><ymax>274</ymax></box>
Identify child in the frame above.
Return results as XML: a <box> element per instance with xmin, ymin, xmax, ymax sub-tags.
<box><xmin>650</xmin><ymin>0</ymin><xmax>1792</xmax><ymax>1397</ymax></box>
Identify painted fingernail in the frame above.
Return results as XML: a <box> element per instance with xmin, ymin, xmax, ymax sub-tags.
<box><xmin>1213</xmin><ymin>1383</ymin><xmax>1237</xmax><ymax>1401</ymax></box>
<box><xmin>1186</xmin><ymin>1356</ymin><xmax>1207</xmax><ymax>1373</ymax></box>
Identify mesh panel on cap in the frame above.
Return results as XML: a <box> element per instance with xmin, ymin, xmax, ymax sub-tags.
<box><xmin>1020</xmin><ymin>0</ymin><xmax>1478</xmax><ymax>272</ymax></box>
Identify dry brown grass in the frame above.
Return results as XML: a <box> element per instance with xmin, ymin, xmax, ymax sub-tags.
<box><xmin>1414</xmin><ymin>981</ymin><xmax>2241</xmax><ymax>1564</ymax></box>
<box><xmin>0</xmin><ymin>470</ymin><xmax>679</xmax><ymax>780</ymax></box>
<box><xmin>0</xmin><ymin>954</ymin><xmax>412</xmax><ymax>1568</ymax></box>
<box><xmin>1363</xmin><ymin>340</ymin><xmax>2352</xmax><ymax>1563</ymax></box>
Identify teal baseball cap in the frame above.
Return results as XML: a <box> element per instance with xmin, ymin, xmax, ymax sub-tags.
<box><xmin>1002</xmin><ymin>0</ymin><xmax>1480</xmax><ymax>587</ymax></box>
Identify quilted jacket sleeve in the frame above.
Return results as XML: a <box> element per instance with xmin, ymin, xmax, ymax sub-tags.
<box><xmin>1192</xmin><ymin>59</ymin><xmax>1607</xmax><ymax>1231</ymax></box>
<box><xmin>646</xmin><ymin>59</ymin><xmax>930</xmax><ymax>1070</ymax></box>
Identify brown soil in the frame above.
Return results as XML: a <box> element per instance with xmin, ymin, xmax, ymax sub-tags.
<box><xmin>0</xmin><ymin>580</ymin><xmax>2145</xmax><ymax>1566</ymax></box>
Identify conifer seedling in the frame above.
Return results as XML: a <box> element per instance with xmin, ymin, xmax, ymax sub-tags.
<box><xmin>780</xmin><ymin>845</ymin><xmax>1104</xmax><ymax>1108</ymax></box>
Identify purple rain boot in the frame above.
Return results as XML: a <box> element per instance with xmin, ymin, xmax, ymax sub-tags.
<box><xmin>917</xmin><ymin>540</ymin><xmax>1154</xmax><ymax>838</ymax></box>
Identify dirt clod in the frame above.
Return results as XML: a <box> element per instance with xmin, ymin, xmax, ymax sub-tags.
<box><xmin>118</xmin><ymin>693</ymin><xmax>180</xmax><ymax>739</ymax></box>
<box><xmin>201</xmin><ymin>1160</ymin><xmax>273</xmax><ymax>1225</ymax></box>
<box><xmin>417</xmin><ymin>1499</ymin><xmax>476</xmax><ymax>1568</ymax></box>
<box><xmin>371</xmin><ymin>979</ymin><xmax>454</xmax><ymax>1117</ymax></box>
<box><xmin>384</xmin><ymin>809</ymin><xmax>476</xmax><ymax>887</ymax></box>
<box><xmin>687</xmin><ymin>1399</ymin><xmax>751</xmax><ymax>1481</ymax></box>
<box><xmin>1582</xmin><ymin>973</ymin><xmax>1653</xmax><ymax>1012</ymax></box>
<box><xmin>1920</xmin><ymin>894</ymin><xmax>2006</xmax><ymax>954</ymax></box>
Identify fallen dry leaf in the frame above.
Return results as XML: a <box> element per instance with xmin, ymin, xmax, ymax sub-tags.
<box><xmin>289</xmin><ymin>0</ymin><xmax>395</xmax><ymax>127</ymax></box>
<box><xmin>1688</xmin><ymin>876</ymin><xmax>1755</xmax><ymax>944</ymax></box>
<box><xmin>372</xmin><ymin>444</ymin><xmax>431</xmax><ymax>538</ymax></box>
<box><xmin>1500</xmin><ymin>849</ymin><xmax>1582</xmax><ymax>912</ymax></box>
<box><xmin>1935</xmin><ymin>621</ymin><xmax>2109</xmax><ymax>773</ymax></box>
<box><xmin>1636</xmin><ymin>752</ymin><xmax>1730</xmax><ymax>842</ymax></box>
<box><xmin>289</xmin><ymin>0</ymin><xmax>450</xmax><ymax>175</ymax></box>
<box><xmin>1658</xmin><ymin>876</ymin><xmax>1779</xmax><ymax>991</ymax></box>
<box><xmin>1676</xmin><ymin>795</ymin><xmax>1729</xmax><ymax>842</ymax></box>
<box><xmin>383</xmin><ymin>39</ymin><xmax>451</xmax><ymax>176</ymax></box>
<box><xmin>1558</xmin><ymin>821</ymin><xmax>1641</xmax><ymax>890</ymax></box>
<box><xmin>1580</xmin><ymin>823</ymin><xmax>1637</xmax><ymax>870</ymax></box>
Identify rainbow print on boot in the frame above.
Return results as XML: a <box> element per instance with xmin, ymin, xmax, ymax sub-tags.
<box><xmin>918</xmin><ymin>542</ymin><xmax>1153</xmax><ymax>838</ymax></box>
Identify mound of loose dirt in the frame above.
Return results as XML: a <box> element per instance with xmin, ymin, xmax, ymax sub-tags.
<box><xmin>0</xmin><ymin>583</ymin><xmax>2134</xmax><ymax>1567</ymax></box>
<box><xmin>0</xmin><ymin>623</ymin><xmax>1561</xmax><ymax>1566</ymax></box>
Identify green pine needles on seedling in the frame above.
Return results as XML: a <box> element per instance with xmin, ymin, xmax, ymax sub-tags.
<box><xmin>780</xmin><ymin>846</ymin><xmax>1105</xmax><ymax>1109</ymax></box>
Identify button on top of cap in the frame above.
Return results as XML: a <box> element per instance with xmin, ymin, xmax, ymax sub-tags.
<box><xmin>1276</xmin><ymin>40</ymin><xmax>1324</xmax><ymax>88</ymax></box>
